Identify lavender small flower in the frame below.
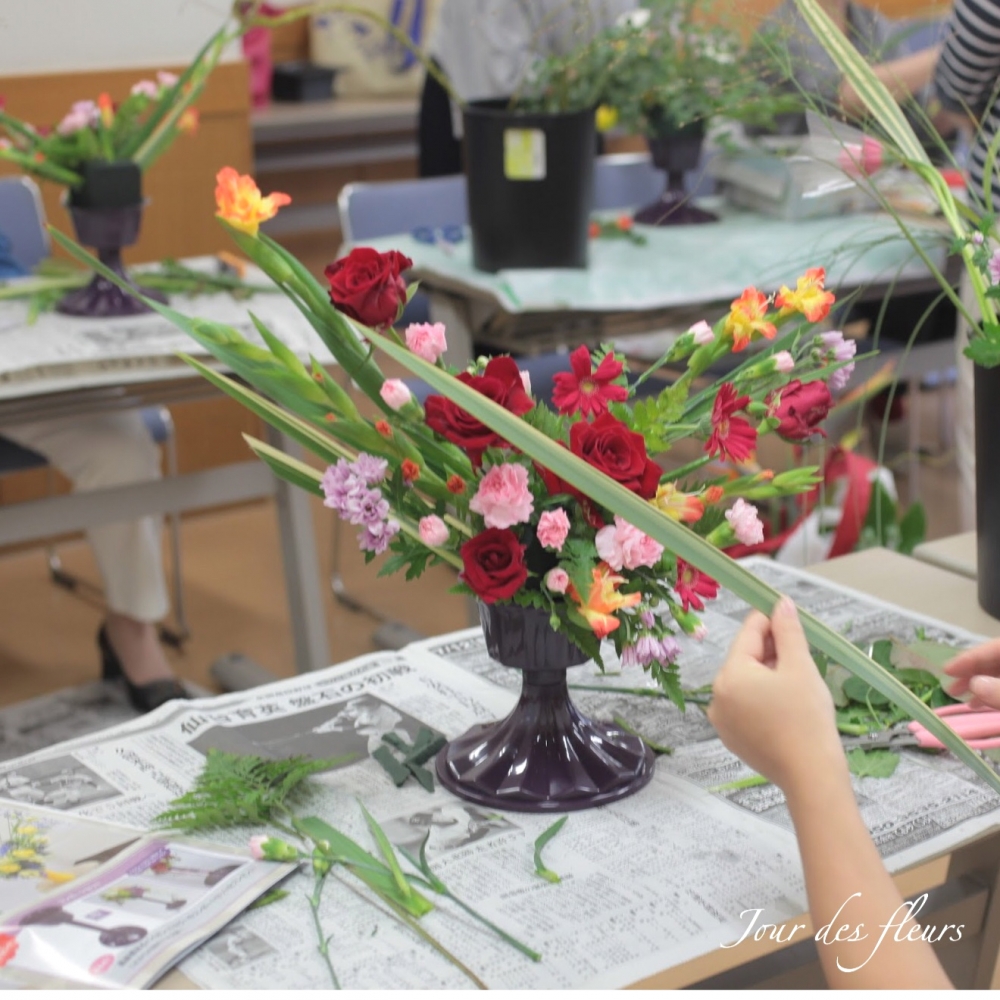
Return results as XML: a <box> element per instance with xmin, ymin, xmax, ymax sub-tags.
<box><xmin>973</xmin><ymin>231</ymin><xmax>985</xmax><ymax>246</ymax></box>
<box><xmin>828</xmin><ymin>363</ymin><xmax>856</xmax><ymax>393</ymax></box>
<box><xmin>819</xmin><ymin>330</ymin><xmax>856</xmax><ymax>363</ymax></box>
<box><xmin>989</xmin><ymin>249</ymin><xmax>1000</xmax><ymax>286</ymax></box>
<box><xmin>358</xmin><ymin>518</ymin><xmax>399</xmax><ymax>555</ymax></box>
<box><xmin>353</xmin><ymin>453</ymin><xmax>388</xmax><ymax>486</ymax></box>
<box><xmin>621</xmin><ymin>635</ymin><xmax>662</xmax><ymax>669</ymax></box>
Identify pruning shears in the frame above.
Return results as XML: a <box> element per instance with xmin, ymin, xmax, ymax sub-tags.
<box><xmin>841</xmin><ymin>703</ymin><xmax>1000</xmax><ymax>752</ymax></box>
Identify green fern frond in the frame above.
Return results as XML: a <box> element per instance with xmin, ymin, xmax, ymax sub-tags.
<box><xmin>154</xmin><ymin>750</ymin><xmax>347</xmax><ymax>832</ymax></box>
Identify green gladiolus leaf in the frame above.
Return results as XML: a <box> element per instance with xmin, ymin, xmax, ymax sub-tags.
<box><xmin>533</xmin><ymin>816</ymin><xmax>567</xmax><ymax>884</ymax></box>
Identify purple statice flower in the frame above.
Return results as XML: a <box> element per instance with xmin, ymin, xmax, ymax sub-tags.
<box><xmin>353</xmin><ymin>453</ymin><xmax>388</xmax><ymax>486</ymax></box>
<box><xmin>989</xmin><ymin>249</ymin><xmax>1000</xmax><ymax>286</ymax></box>
<box><xmin>622</xmin><ymin>634</ymin><xmax>681</xmax><ymax>670</ymax></box>
<box><xmin>358</xmin><ymin>518</ymin><xmax>399</xmax><ymax>555</ymax></box>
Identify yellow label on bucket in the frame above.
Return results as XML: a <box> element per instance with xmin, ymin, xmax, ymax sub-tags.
<box><xmin>503</xmin><ymin>128</ymin><xmax>546</xmax><ymax>180</ymax></box>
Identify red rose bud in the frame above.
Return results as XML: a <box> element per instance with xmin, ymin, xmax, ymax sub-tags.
<box><xmin>324</xmin><ymin>247</ymin><xmax>413</xmax><ymax>329</ymax></box>
<box><xmin>401</xmin><ymin>459</ymin><xmax>420</xmax><ymax>483</ymax></box>
<box><xmin>459</xmin><ymin>528</ymin><xmax>528</xmax><ymax>603</ymax></box>
<box><xmin>767</xmin><ymin>380</ymin><xmax>832</xmax><ymax>442</ymax></box>
<box><xmin>375</xmin><ymin>419</ymin><xmax>392</xmax><ymax>438</ymax></box>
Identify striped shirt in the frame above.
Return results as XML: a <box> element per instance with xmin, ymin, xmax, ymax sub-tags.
<box><xmin>934</xmin><ymin>0</ymin><xmax>1000</xmax><ymax>206</ymax></box>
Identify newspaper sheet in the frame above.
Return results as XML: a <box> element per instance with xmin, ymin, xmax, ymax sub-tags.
<box><xmin>0</xmin><ymin>802</ymin><xmax>290</xmax><ymax>989</ymax></box>
<box><xmin>0</xmin><ymin>560</ymin><xmax>997</xmax><ymax>988</ymax></box>
<box><xmin>0</xmin><ymin>261</ymin><xmax>333</xmax><ymax>387</ymax></box>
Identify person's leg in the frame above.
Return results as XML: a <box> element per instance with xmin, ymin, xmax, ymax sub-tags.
<box><xmin>3</xmin><ymin>411</ymin><xmax>178</xmax><ymax>685</ymax></box>
<box><xmin>418</xmin><ymin>60</ymin><xmax>462</xmax><ymax>178</ymax></box>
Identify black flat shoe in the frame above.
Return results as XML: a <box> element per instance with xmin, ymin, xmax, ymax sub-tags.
<box><xmin>98</xmin><ymin>625</ymin><xmax>190</xmax><ymax>714</ymax></box>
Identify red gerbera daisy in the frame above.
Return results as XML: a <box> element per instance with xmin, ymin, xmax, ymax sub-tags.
<box><xmin>674</xmin><ymin>558</ymin><xmax>719</xmax><ymax>612</ymax></box>
<box><xmin>551</xmin><ymin>345</ymin><xmax>629</xmax><ymax>418</ymax></box>
<box><xmin>705</xmin><ymin>383</ymin><xmax>757</xmax><ymax>463</ymax></box>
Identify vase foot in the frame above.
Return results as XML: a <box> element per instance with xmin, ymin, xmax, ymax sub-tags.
<box><xmin>633</xmin><ymin>192</ymin><xmax>717</xmax><ymax>226</ymax></box>
<box><xmin>436</xmin><ymin>701</ymin><xmax>655</xmax><ymax>813</ymax></box>
<box><xmin>56</xmin><ymin>273</ymin><xmax>167</xmax><ymax>318</ymax></box>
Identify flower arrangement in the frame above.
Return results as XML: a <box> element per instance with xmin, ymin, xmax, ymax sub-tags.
<box><xmin>0</xmin><ymin>814</ymin><xmax>73</xmax><ymax>885</ymax></box>
<box><xmin>50</xmin><ymin>162</ymin><xmax>1000</xmax><ymax>792</ymax></box>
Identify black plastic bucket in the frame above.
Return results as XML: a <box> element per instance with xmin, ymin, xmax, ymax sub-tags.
<box><xmin>462</xmin><ymin>99</ymin><xmax>595</xmax><ymax>272</ymax></box>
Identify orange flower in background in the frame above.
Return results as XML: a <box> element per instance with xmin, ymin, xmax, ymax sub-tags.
<box><xmin>652</xmin><ymin>482</ymin><xmax>704</xmax><ymax>523</ymax></box>
<box><xmin>703</xmin><ymin>485</ymin><xmax>725</xmax><ymax>504</ymax></box>
<box><xmin>401</xmin><ymin>459</ymin><xmax>420</xmax><ymax>484</ymax></box>
<box><xmin>214</xmin><ymin>166</ymin><xmax>291</xmax><ymax>237</ymax></box>
<box><xmin>177</xmin><ymin>108</ymin><xmax>199</xmax><ymax>135</ymax></box>
<box><xmin>775</xmin><ymin>267</ymin><xmax>835</xmax><ymax>323</ymax></box>
<box><xmin>724</xmin><ymin>287</ymin><xmax>776</xmax><ymax>352</ymax></box>
<box><xmin>446</xmin><ymin>474</ymin><xmax>466</xmax><ymax>495</ymax></box>
<box><xmin>97</xmin><ymin>92</ymin><xmax>114</xmax><ymax>128</ymax></box>
<box><xmin>569</xmin><ymin>563</ymin><xmax>642</xmax><ymax>639</ymax></box>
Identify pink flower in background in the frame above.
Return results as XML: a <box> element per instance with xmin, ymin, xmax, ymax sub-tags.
<box><xmin>725</xmin><ymin>498</ymin><xmax>764</xmax><ymax>545</ymax></box>
<box><xmin>131</xmin><ymin>80</ymin><xmax>159</xmax><ymax>98</ymax></box>
<box><xmin>537</xmin><ymin>508</ymin><xmax>570</xmax><ymax>550</ymax></box>
<box><xmin>157</xmin><ymin>70</ymin><xmax>179</xmax><ymax>88</ymax></box>
<box><xmin>973</xmin><ymin>231</ymin><xmax>985</xmax><ymax>246</ymax></box>
<box><xmin>595</xmin><ymin>516</ymin><xmax>664</xmax><ymax>571</ymax></box>
<box><xmin>469</xmin><ymin>463</ymin><xmax>534</xmax><ymax>529</ymax></box>
<box><xmin>690</xmin><ymin>320</ymin><xmax>714</xmax><ymax>345</ymax></box>
<box><xmin>418</xmin><ymin>515</ymin><xmax>449</xmax><ymax>547</ymax></box>
<box><xmin>837</xmin><ymin>136</ymin><xmax>883</xmax><ymax>178</ymax></box>
<box><xmin>989</xmin><ymin>249</ymin><xmax>1000</xmax><ymax>286</ymax></box>
<box><xmin>379</xmin><ymin>378</ymin><xmax>412</xmax><ymax>410</ymax></box>
<box><xmin>820</xmin><ymin>330</ymin><xmax>856</xmax><ymax>362</ymax></box>
<box><xmin>545</xmin><ymin>567</ymin><xmax>569</xmax><ymax>594</ymax></box>
<box><xmin>56</xmin><ymin>100</ymin><xmax>98</xmax><ymax>135</ymax></box>
<box><xmin>773</xmin><ymin>351</ymin><xmax>794</xmax><ymax>374</ymax></box>
<box><xmin>693</xmin><ymin>624</ymin><xmax>708</xmax><ymax>641</ymax></box>
<box><xmin>249</xmin><ymin>836</ymin><xmax>268</xmax><ymax>861</ymax></box>
<box><xmin>404</xmin><ymin>322</ymin><xmax>447</xmax><ymax>363</ymax></box>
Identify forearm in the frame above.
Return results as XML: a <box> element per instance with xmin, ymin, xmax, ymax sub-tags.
<box><xmin>785</xmin><ymin>763</ymin><xmax>952</xmax><ymax>989</ymax></box>
<box><xmin>840</xmin><ymin>47</ymin><xmax>942</xmax><ymax>117</ymax></box>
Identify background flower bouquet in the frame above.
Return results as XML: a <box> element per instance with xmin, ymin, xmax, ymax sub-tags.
<box><xmin>50</xmin><ymin>167</ymin><xmax>1000</xmax><ymax>803</ymax></box>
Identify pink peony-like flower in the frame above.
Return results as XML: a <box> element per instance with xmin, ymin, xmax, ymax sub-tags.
<box><xmin>690</xmin><ymin>320</ymin><xmax>714</xmax><ymax>345</ymax></box>
<box><xmin>418</xmin><ymin>515</ymin><xmax>449</xmax><ymax>547</ymax></box>
<box><xmin>725</xmin><ymin>498</ymin><xmax>764</xmax><ymax>545</ymax></box>
<box><xmin>157</xmin><ymin>71</ymin><xmax>179</xmax><ymax>88</ymax></box>
<box><xmin>773</xmin><ymin>351</ymin><xmax>794</xmax><ymax>374</ymax></box>
<box><xmin>379</xmin><ymin>378</ymin><xmax>412</xmax><ymax>411</ymax></box>
<box><xmin>404</xmin><ymin>322</ymin><xmax>447</xmax><ymax>363</ymax></box>
<box><xmin>595</xmin><ymin>515</ymin><xmax>664</xmax><ymax>571</ymax></box>
<box><xmin>249</xmin><ymin>835</ymin><xmax>268</xmax><ymax>861</ymax></box>
<box><xmin>469</xmin><ymin>463</ymin><xmax>534</xmax><ymax>529</ymax></box>
<box><xmin>131</xmin><ymin>80</ymin><xmax>159</xmax><ymax>98</ymax></box>
<box><xmin>536</xmin><ymin>508</ymin><xmax>571</xmax><ymax>551</ymax></box>
<box><xmin>545</xmin><ymin>567</ymin><xmax>570</xmax><ymax>594</ymax></box>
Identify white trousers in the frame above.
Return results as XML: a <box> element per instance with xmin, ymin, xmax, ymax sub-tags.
<box><xmin>956</xmin><ymin>271</ymin><xmax>977</xmax><ymax>532</ymax></box>
<box><xmin>3</xmin><ymin>410</ymin><xmax>170</xmax><ymax>623</ymax></box>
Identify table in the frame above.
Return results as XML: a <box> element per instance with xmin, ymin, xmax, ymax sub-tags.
<box><xmin>364</xmin><ymin>205</ymin><xmax>957</xmax><ymax>360</ymax></box>
<box><xmin>915</xmin><ymin>531</ymin><xmax>978</xmax><ymax>581</ymax></box>
<box><xmin>139</xmin><ymin>548</ymin><xmax>1000</xmax><ymax>990</ymax></box>
<box><xmin>0</xmin><ymin>284</ymin><xmax>333</xmax><ymax>675</ymax></box>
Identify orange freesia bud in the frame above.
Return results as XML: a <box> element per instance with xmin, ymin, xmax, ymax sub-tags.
<box><xmin>97</xmin><ymin>92</ymin><xmax>115</xmax><ymax>128</ymax></box>
<box><xmin>758</xmin><ymin>469</ymin><xmax>775</xmax><ymax>481</ymax></box>
<box><xmin>313</xmin><ymin>372</ymin><xmax>324</xmax><ymax>382</ymax></box>
<box><xmin>401</xmin><ymin>459</ymin><xmax>420</xmax><ymax>483</ymax></box>
<box><xmin>324</xmin><ymin>412</ymin><xmax>336</xmax><ymax>422</ymax></box>
<box><xmin>703</xmin><ymin>485</ymin><xmax>725</xmax><ymax>504</ymax></box>
<box><xmin>446</xmin><ymin>474</ymin><xmax>466</xmax><ymax>495</ymax></box>
<box><xmin>617</xmin><ymin>214</ymin><xmax>633</xmax><ymax>231</ymax></box>
<box><xmin>569</xmin><ymin>563</ymin><xmax>642</xmax><ymax>639</ymax></box>
<box><xmin>214</xmin><ymin>166</ymin><xmax>291</xmax><ymax>237</ymax></box>
<box><xmin>724</xmin><ymin>287</ymin><xmax>776</xmax><ymax>352</ymax></box>
<box><xmin>375</xmin><ymin>420</ymin><xmax>392</xmax><ymax>438</ymax></box>
<box><xmin>775</xmin><ymin>267</ymin><xmax>835</xmax><ymax>323</ymax></box>
<box><xmin>653</xmin><ymin>482</ymin><xmax>704</xmax><ymax>523</ymax></box>
<box><xmin>177</xmin><ymin>108</ymin><xmax>199</xmax><ymax>135</ymax></box>
<box><xmin>588</xmin><ymin>221</ymin><xmax>601</xmax><ymax>239</ymax></box>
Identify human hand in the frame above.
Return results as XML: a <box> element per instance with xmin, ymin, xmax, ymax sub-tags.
<box><xmin>707</xmin><ymin>596</ymin><xmax>846</xmax><ymax>795</ymax></box>
<box><xmin>944</xmin><ymin>638</ymin><xmax>1000</xmax><ymax>708</ymax></box>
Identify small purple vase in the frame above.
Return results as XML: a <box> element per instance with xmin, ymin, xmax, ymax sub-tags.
<box><xmin>436</xmin><ymin>603</ymin><xmax>655</xmax><ymax>812</ymax></box>
<box><xmin>56</xmin><ymin>202</ymin><xmax>167</xmax><ymax>318</ymax></box>
<box><xmin>634</xmin><ymin>119</ymin><xmax>717</xmax><ymax>227</ymax></box>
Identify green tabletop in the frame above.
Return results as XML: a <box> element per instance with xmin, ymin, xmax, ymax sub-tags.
<box><xmin>366</xmin><ymin>204</ymin><xmax>950</xmax><ymax>315</ymax></box>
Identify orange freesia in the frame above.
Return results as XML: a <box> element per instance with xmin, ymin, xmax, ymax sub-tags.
<box><xmin>97</xmin><ymin>92</ymin><xmax>114</xmax><ymax>128</ymax></box>
<box><xmin>569</xmin><ymin>563</ymin><xmax>641</xmax><ymax>639</ymax></box>
<box><xmin>775</xmin><ymin>267</ymin><xmax>835</xmax><ymax>323</ymax></box>
<box><xmin>723</xmin><ymin>287</ymin><xmax>777</xmax><ymax>352</ymax></box>
<box><xmin>214</xmin><ymin>166</ymin><xmax>291</xmax><ymax>237</ymax></box>
<box><xmin>177</xmin><ymin>108</ymin><xmax>199</xmax><ymax>135</ymax></box>
<box><xmin>653</xmin><ymin>482</ymin><xmax>704</xmax><ymax>523</ymax></box>
<box><xmin>703</xmin><ymin>484</ymin><xmax>725</xmax><ymax>504</ymax></box>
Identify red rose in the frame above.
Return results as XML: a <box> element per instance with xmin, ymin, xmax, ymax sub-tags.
<box><xmin>425</xmin><ymin>356</ymin><xmax>533</xmax><ymax>464</ymax></box>
<box><xmin>324</xmin><ymin>247</ymin><xmax>413</xmax><ymax>328</ymax></box>
<box><xmin>460</xmin><ymin>528</ymin><xmax>528</xmax><ymax>603</ymax></box>
<box><xmin>768</xmin><ymin>379</ymin><xmax>833</xmax><ymax>442</ymax></box>
<box><xmin>540</xmin><ymin>412</ymin><xmax>660</xmax><ymax>502</ymax></box>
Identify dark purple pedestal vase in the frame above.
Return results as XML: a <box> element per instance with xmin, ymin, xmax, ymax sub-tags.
<box><xmin>634</xmin><ymin>121</ymin><xmax>717</xmax><ymax>227</ymax></box>
<box><xmin>436</xmin><ymin>603</ymin><xmax>655</xmax><ymax>812</ymax></box>
<box><xmin>976</xmin><ymin>363</ymin><xmax>1000</xmax><ymax>619</ymax></box>
<box><xmin>56</xmin><ymin>202</ymin><xmax>166</xmax><ymax>317</ymax></box>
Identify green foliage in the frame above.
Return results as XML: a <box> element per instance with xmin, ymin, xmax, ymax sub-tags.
<box><xmin>846</xmin><ymin>748</ymin><xmax>900</xmax><ymax>779</ymax></box>
<box><xmin>154</xmin><ymin>750</ymin><xmax>345</xmax><ymax>832</ymax></box>
<box><xmin>533</xmin><ymin>817</ymin><xmax>567</xmax><ymax>884</ymax></box>
<box><xmin>617</xmin><ymin>382</ymin><xmax>688</xmax><ymax>454</ymax></box>
<box><xmin>855</xmin><ymin>481</ymin><xmax>926</xmax><ymax>557</ymax></box>
<box><xmin>248</xmin><ymin>888</ymin><xmax>290</xmax><ymax>910</ymax></box>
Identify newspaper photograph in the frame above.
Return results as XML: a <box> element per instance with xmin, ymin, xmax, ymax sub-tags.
<box><xmin>0</xmin><ymin>560</ymin><xmax>996</xmax><ymax>987</ymax></box>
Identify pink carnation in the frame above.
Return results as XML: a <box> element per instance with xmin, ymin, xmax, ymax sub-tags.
<box><xmin>595</xmin><ymin>516</ymin><xmax>664</xmax><ymax>571</ymax></box>
<box><xmin>690</xmin><ymin>320</ymin><xmax>714</xmax><ymax>345</ymax></box>
<box><xmin>249</xmin><ymin>835</ymin><xmax>268</xmax><ymax>861</ymax></box>
<box><xmin>725</xmin><ymin>498</ymin><xmax>764</xmax><ymax>545</ymax></box>
<box><xmin>773</xmin><ymin>351</ymin><xmax>794</xmax><ymax>374</ymax></box>
<box><xmin>537</xmin><ymin>508</ymin><xmax>570</xmax><ymax>551</ymax></box>
<box><xmin>545</xmin><ymin>567</ymin><xmax>569</xmax><ymax>594</ymax></box>
<box><xmin>380</xmin><ymin>378</ymin><xmax>412</xmax><ymax>410</ymax></box>
<box><xmin>404</xmin><ymin>322</ymin><xmax>447</xmax><ymax>363</ymax></box>
<box><xmin>469</xmin><ymin>463</ymin><xmax>534</xmax><ymax>529</ymax></box>
<box><xmin>157</xmin><ymin>71</ymin><xmax>179</xmax><ymax>88</ymax></box>
<box><xmin>131</xmin><ymin>80</ymin><xmax>159</xmax><ymax>98</ymax></box>
<box><xmin>693</xmin><ymin>624</ymin><xmax>708</xmax><ymax>641</ymax></box>
<box><xmin>418</xmin><ymin>515</ymin><xmax>449</xmax><ymax>547</ymax></box>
